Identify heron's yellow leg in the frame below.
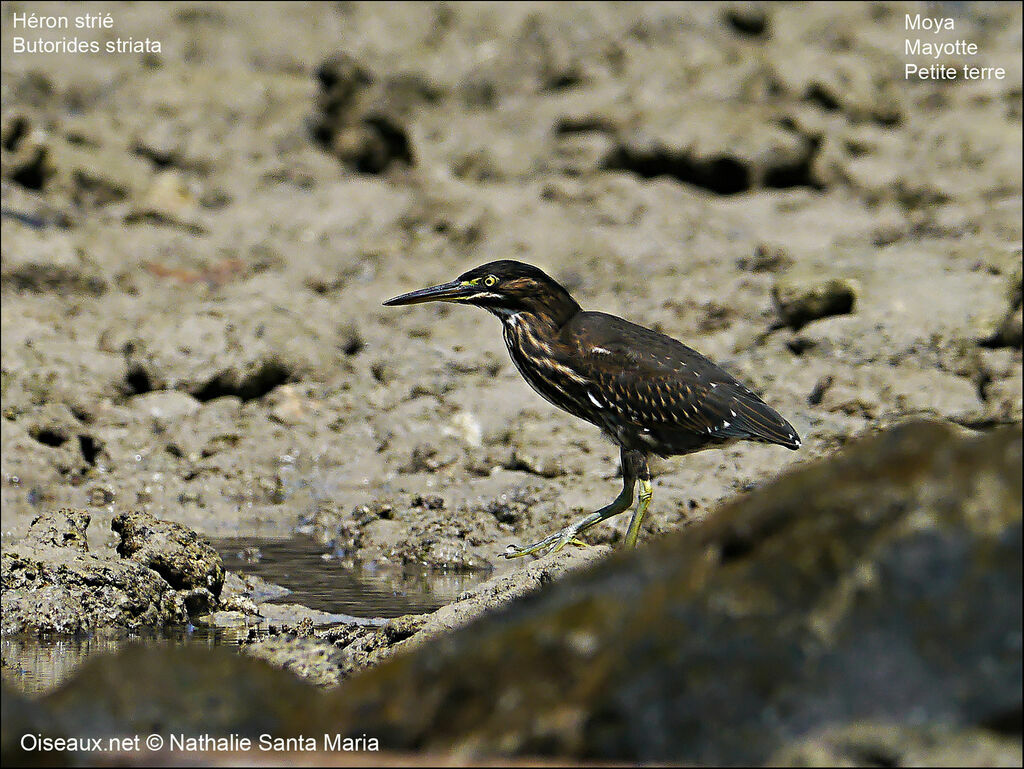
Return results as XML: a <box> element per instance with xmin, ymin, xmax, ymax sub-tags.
<box><xmin>623</xmin><ymin>478</ymin><xmax>652</xmax><ymax>548</ymax></box>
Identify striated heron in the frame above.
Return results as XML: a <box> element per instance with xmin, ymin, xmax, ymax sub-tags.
<box><xmin>383</xmin><ymin>260</ymin><xmax>800</xmax><ymax>558</ymax></box>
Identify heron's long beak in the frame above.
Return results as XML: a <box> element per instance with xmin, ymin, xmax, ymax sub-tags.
<box><xmin>383</xmin><ymin>280</ymin><xmax>478</xmax><ymax>306</ymax></box>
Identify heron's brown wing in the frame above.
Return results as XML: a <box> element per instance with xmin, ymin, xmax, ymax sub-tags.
<box><xmin>564</xmin><ymin>312</ymin><xmax>800</xmax><ymax>449</ymax></box>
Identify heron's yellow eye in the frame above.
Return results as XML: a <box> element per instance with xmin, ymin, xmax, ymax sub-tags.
<box><xmin>484</xmin><ymin>275</ymin><xmax>498</xmax><ymax>287</ymax></box>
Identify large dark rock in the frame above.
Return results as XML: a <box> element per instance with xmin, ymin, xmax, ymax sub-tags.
<box><xmin>0</xmin><ymin>682</ymin><xmax>71</xmax><ymax>768</ymax></box>
<box><xmin>38</xmin><ymin>645</ymin><xmax>317</xmax><ymax>740</ymax></box>
<box><xmin>4</xmin><ymin>422</ymin><xmax>1019</xmax><ymax>766</ymax></box>
<box><xmin>314</xmin><ymin>420</ymin><xmax>1021</xmax><ymax>764</ymax></box>
<box><xmin>1</xmin><ymin>647</ymin><xmax>321</xmax><ymax>766</ymax></box>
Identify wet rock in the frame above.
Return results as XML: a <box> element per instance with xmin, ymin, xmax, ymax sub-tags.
<box><xmin>2</xmin><ymin>535</ymin><xmax>175</xmax><ymax>635</ymax></box>
<box><xmin>806</xmin><ymin>364</ymin><xmax>980</xmax><ymax>426</ymax></box>
<box><xmin>131</xmin><ymin>389</ymin><xmax>202</xmax><ymax>424</ymax></box>
<box><xmin>250</xmin><ymin>555</ymin><xmax>600</xmax><ymax>686</ymax></box>
<box><xmin>241</xmin><ymin>614</ymin><xmax>414</xmax><ymax>688</ymax></box>
<box><xmin>160</xmin><ymin>395</ymin><xmax>243</xmax><ymax>462</ymax></box>
<box><xmin>302</xmin><ymin>491</ymin><xmax>507</xmax><ymax>572</ymax></box>
<box><xmin>400</xmin><ymin>442</ymin><xmax>459</xmax><ymax>473</ymax></box>
<box><xmin>484</xmin><ymin>485</ymin><xmax>547</xmax><ymax>525</ymax></box>
<box><xmin>21</xmin><ymin>402</ymin><xmax>89</xmax><ymax>476</ymax></box>
<box><xmin>315</xmin><ymin>421</ymin><xmax>1021</xmax><ymax>764</ymax></box>
<box><xmin>106</xmin><ymin>299</ymin><xmax>341</xmax><ymax>402</ymax></box>
<box><xmin>243</xmin><ymin>635</ymin><xmax>349</xmax><ymax>687</ymax></box>
<box><xmin>249</xmin><ymin>602</ymin><xmax>361</xmax><ymax>628</ymax></box>
<box><xmin>403</xmin><ymin>546</ymin><xmax>606</xmax><ymax>645</ymax></box>
<box><xmin>217</xmin><ymin>571</ymin><xmax>291</xmax><ymax>612</ymax></box>
<box><xmin>1</xmin><ymin>509</ymin><xmax>224</xmax><ymax>635</ymax></box>
<box><xmin>308</xmin><ymin>623</ymin><xmax>403</xmax><ymax>684</ymax></box>
<box><xmin>156</xmin><ymin>549</ymin><xmax>599</xmax><ymax>691</ymax></box>
<box><xmin>203</xmin><ymin>571</ymin><xmax>326</xmax><ymax>629</ymax></box>
<box><xmin>214</xmin><ymin>573</ymin><xmax>261</xmax><ymax>617</ymax></box>
<box><xmin>773</xmin><ymin>273</ymin><xmax>858</xmax><ymax>330</ymax></box>
<box><xmin>810</xmin><ymin>98</ymin><xmax>1017</xmax><ymax>205</ymax></box>
<box><xmin>2</xmin><ymin>319</ymin><xmax>127</xmax><ymax>431</ymax></box>
<box><xmin>114</xmin><ymin>307</ymin><xmax>296</xmax><ymax>403</ymax></box>
<box><xmin>0</xmin><ymin>4</ymin><xmax>1020</xmax><ymax>759</ymax></box>
<box><xmin>308</xmin><ymin>614</ymin><xmax>430</xmax><ymax>685</ymax></box>
<box><xmin>113</xmin><ymin>510</ymin><xmax>225</xmax><ymax>599</ymax></box>
<box><xmin>410</xmin><ymin>494</ymin><xmax>445</xmax><ymax>511</ymax></box>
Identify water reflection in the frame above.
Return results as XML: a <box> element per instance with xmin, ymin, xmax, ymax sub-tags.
<box><xmin>1</xmin><ymin>627</ymin><xmax>229</xmax><ymax>699</ymax></box>
<box><xmin>214</xmin><ymin>535</ymin><xmax>483</xmax><ymax>618</ymax></box>
<box><xmin>2</xmin><ymin>536</ymin><xmax>486</xmax><ymax>698</ymax></box>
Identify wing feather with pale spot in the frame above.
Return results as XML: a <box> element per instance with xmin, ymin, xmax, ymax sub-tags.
<box><xmin>561</xmin><ymin>312</ymin><xmax>800</xmax><ymax>450</ymax></box>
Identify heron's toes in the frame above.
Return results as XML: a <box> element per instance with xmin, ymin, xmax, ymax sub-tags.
<box><xmin>503</xmin><ymin>543</ymin><xmax>528</xmax><ymax>559</ymax></box>
<box><xmin>550</xmin><ymin>530</ymin><xmax>588</xmax><ymax>554</ymax></box>
<box><xmin>503</xmin><ymin>533</ymin><xmax>559</xmax><ymax>559</ymax></box>
<box><xmin>503</xmin><ymin>526</ymin><xmax>584</xmax><ymax>559</ymax></box>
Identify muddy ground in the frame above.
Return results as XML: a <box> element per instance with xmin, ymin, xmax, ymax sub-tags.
<box><xmin>2</xmin><ymin>2</ymin><xmax>1021</xmax><ymax>586</ymax></box>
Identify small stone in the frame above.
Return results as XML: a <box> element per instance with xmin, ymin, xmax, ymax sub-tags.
<box><xmin>444</xmin><ymin>411</ymin><xmax>483</xmax><ymax>447</ymax></box>
<box><xmin>503</xmin><ymin>447</ymin><xmax>564</xmax><ymax>478</ymax></box>
<box><xmin>87</xmin><ymin>485</ymin><xmax>115</xmax><ymax>507</ymax></box>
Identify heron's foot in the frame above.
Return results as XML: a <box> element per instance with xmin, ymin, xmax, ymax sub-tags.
<box><xmin>503</xmin><ymin>464</ymin><xmax>639</xmax><ymax>559</ymax></box>
<box><xmin>503</xmin><ymin>526</ymin><xmax>590</xmax><ymax>559</ymax></box>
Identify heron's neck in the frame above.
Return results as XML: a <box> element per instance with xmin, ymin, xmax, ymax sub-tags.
<box><xmin>488</xmin><ymin>295</ymin><xmax>580</xmax><ymax>331</ymax></box>
<box><xmin>493</xmin><ymin>306</ymin><xmax>569</xmax><ymax>339</ymax></box>
<box><xmin>499</xmin><ymin>311</ymin><xmax>559</xmax><ymax>379</ymax></box>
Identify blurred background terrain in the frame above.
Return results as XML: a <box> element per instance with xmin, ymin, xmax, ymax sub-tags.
<box><xmin>1</xmin><ymin>2</ymin><xmax>1021</xmax><ymax>764</ymax></box>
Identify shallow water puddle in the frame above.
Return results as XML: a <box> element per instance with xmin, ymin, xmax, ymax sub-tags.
<box><xmin>2</xmin><ymin>535</ymin><xmax>485</xmax><ymax>697</ymax></box>
<box><xmin>214</xmin><ymin>534</ymin><xmax>483</xmax><ymax>618</ymax></box>
<box><xmin>1</xmin><ymin>627</ymin><xmax>229</xmax><ymax>700</ymax></box>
